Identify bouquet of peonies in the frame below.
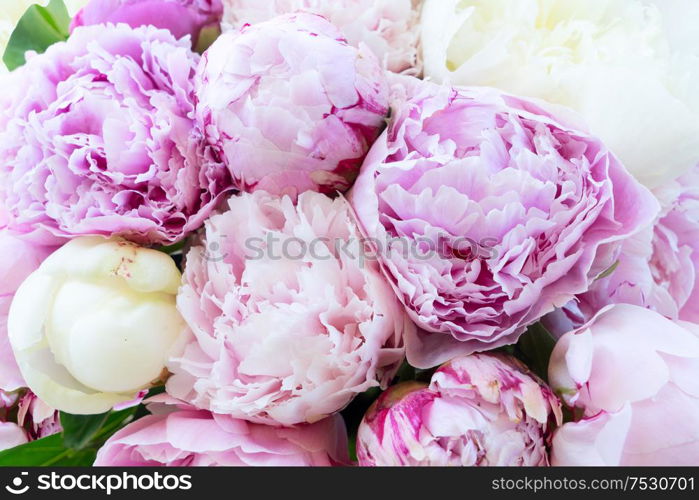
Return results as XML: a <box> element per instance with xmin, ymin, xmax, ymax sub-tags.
<box><xmin>0</xmin><ymin>0</ymin><xmax>698</xmax><ymax>467</ymax></box>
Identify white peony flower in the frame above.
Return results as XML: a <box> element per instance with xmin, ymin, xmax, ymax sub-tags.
<box><xmin>421</xmin><ymin>0</ymin><xmax>699</xmax><ymax>188</ymax></box>
<box><xmin>8</xmin><ymin>236</ymin><xmax>188</xmax><ymax>415</ymax></box>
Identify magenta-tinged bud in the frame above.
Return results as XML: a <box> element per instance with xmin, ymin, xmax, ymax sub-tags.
<box><xmin>357</xmin><ymin>353</ymin><xmax>561</xmax><ymax>466</ymax></box>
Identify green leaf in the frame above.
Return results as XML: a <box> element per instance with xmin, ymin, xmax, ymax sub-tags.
<box><xmin>394</xmin><ymin>360</ymin><xmax>416</xmax><ymax>382</ymax></box>
<box><xmin>52</xmin><ymin>449</ymin><xmax>98</xmax><ymax>466</ymax></box>
<box><xmin>60</xmin><ymin>412</ymin><xmax>111</xmax><ymax>450</ymax></box>
<box><xmin>340</xmin><ymin>386</ymin><xmax>381</xmax><ymax>463</ymax></box>
<box><xmin>348</xmin><ymin>434</ymin><xmax>357</xmax><ymax>463</ymax></box>
<box><xmin>91</xmin><ymin>406</ymin><xmax>139</xmax><ymax>443</ymax></box>
<box><xmin>3</xmin><ymin>0</ymin><xmax>70</xmax><ymax>71</ymax></box>
<box><xmin>0</xmin><ymin>434</ymin><xmax>96</xmax><ymax>467</ymax></box>
<box><xmin>157</xmin><ymin>240</ymin><xmax>186</xmax><ymax>255</ymax></box>
<box><xmin>515</xmin><ymin>322</ymin><xmax>557</xmax><ymax>382</ymax></box>
<box><xmin>0</xmin><ymin>406</ymin><xmax>139</xmax><ymax>466</ymax></box>
<box><xmin>0</xmin><ymin>434</ymin><xmax>62</xmax><ymax>466</ymax></box>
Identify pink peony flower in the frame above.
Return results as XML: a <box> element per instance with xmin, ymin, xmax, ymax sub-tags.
<box><xmin>221</xmin><ymin>0</ymin><xmax>422</xmax><ymax>74</ymax></box>
<box><xmin>15</xmin><ymin>392</ymin><xmax>61</xmax><ymax>441</ymax></box>
<box><xmin>0</xmin><ymin>391</ymin><xmax>26</xmax><ymax>452</ymax></box>
<box><xmin>71</xmin><ymin>0</ymin><xmax>223</xmax><ymax>46</ymax></box>
<box><xmin>195</xmin><ymin>13</ymin><xmax>389</xmax><ymax>198</ymax></box>
<box><xmin>0</xmin><ymin>228</ymin><xmax>58</xmax><ymax>453</ymax></box>
<box><xmin>0</xmin><ymin>24</ymin><xmax>233</xmax><ymax>246</ymax></box>
<box><xmin>0</xmin><ymin>231</ymin><xmax>57</xmax><ymax>392</ymax></box>
<box><xmin>95</xmin><ymin>397</ymin><xmax>349</xmax><ymax>466</ymax></box>
<box><xmin>581</xmin><ymin>164</ymin><xmax>699</xmax><ymax>321</ymax></box>
<box><xmin>167</xmin><ymin>191</ymin><xmax>410</xmax><ymax>426</ymax></box>
<box><xmin>549</xmin><ymin>304</ymin><xmax>699</xmax><ymax>465</ymax></box>
<box><xmin>357</xmin><ymin>353</ymin><xmax>561</xmax><ymax>466</ymax></box>
<box><xmin>0</xmin><ymin>390</ymin><xmax>60</xmax><ymax>452</ymax></box>
<box><xmin>348</xmin><ymin>76</ymin><xmax>659</xmax><ymax>368</ymax></box>
<box><xmin>0</xmin><ymin>422</ymin><xmax>26</xmax><ymax>452</ymax></box>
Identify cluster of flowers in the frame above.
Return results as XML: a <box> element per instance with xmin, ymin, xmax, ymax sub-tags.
<box><xmin>1</xmin><ymin>0</ymin><xmax>698</xmax><ymax>466</ymax></box>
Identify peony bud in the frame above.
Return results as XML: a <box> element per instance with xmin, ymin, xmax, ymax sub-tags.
<box><xmin>8</xmin><ymin>237</ymin><xmax>188</xmax><ymax>415</ymax></box>
<box><xmin>357</xmin><ymin>353</ymin><xmax>561</xmax><ymax>466</ymax></box>
<box><xmin>196</xmin><ymin>13</ymin><xmax>389</xmax><ymax>198</ymax></box>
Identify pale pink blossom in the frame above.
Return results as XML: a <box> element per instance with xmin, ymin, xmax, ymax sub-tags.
<box><xmin>95</xmin><ymin>397</ymin><xmax>349</xmax><ymax>466</ymax></box>
<box><xmin>0</xmin><ymin>231</ymin><xmax>57</xmax><ymax>392</ymax></box>
<box><xmin>545</xmin><ymin>164</ymin><xmax>699</xmax><ymax>337</ymax></box>
<box><xmin>549</xmin><ymin>304</ymin><xmax>699</xmax><ymax>465</ymax></box>
<box><xmin>167</xmin><ymin>191</ymin><xmax>410</xmax><ymax>425</ymax></box>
